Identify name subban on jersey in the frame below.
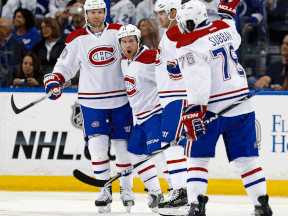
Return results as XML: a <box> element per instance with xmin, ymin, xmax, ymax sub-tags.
<box><xmin>88</xmin><ymin>46</ymin><xmax>117</xmax><ymax>67</ymax></box>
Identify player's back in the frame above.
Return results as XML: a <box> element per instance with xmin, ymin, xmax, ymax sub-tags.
<box><xmin>177</xmin><ymin>19</ymin><xmax>254</xmax><ymax>116</ymax></box>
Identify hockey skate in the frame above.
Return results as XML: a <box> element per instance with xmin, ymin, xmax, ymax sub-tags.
<box><xmin>159</xmin><ymin>188</ymin><xmax>189</xmax><ymax>216</ymax></box>
<box><xmin>188</xmin><ymin>195</ymin><xmax>209</xmax><ymax>216</ymax></box>
<box><xmin>147</xmin><ymin>189</ymin><xmax>164</xmax><ymax>213</ymax></box>
<box><xmin>95</xmin><ymin>186</ymin><xmax>112</xmax><ymax>213</ymax></box>
<box><xmin>252</xmin><ymin>195</ymin><xmax>273</xmax><ymax>216</ymax></box>
<box><xmin>120</xmin><ymin>187</ymin><xmax>135</xmax><ymax>213</ymax></box>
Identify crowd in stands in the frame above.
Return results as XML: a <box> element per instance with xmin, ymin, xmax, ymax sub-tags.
<box><xmin>0</xmin><ymin>0</ymin><xmax>287</xmax><ymax>89</ymax></box>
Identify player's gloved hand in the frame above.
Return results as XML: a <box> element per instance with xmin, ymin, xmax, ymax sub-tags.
<box><xmin>43</xmin><ymin>73</ymin><xmax>63</xmax><ymax>100</ymax></box>
<box><xmin>181</xmin><ymin>105</ymin><xmax>207</xmax><ymax>141</ymax></box>
<box><xmin>167</xmin><ymin>59</ymin><xmax>183</xmax><ymax>80</ymax></box>
<box><xmin>218</xmin><ymin>0</ymin><xmax>241</xmax><ymax>17</ymax></box>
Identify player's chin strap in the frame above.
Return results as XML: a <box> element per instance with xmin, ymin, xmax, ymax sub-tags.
<box><xmin>167</xmin><ymin>10</ymin><xmax>177</xmax><ymax>30</ymax></box>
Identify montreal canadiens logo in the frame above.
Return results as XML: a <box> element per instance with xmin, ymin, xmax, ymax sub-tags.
<box><xmin>155</xmin><ymin>47</ymin><xmax>162</xmax><ymax>66</ymax></box>
<box><xmin>88</xmin><ymin>46</ymin><xmax>117</xmax><ymax>67</ymax></box>
<box><xmin>124</xmin><ymin>76</ymin><xmax>138</xmax><ymax>97</ymax></box>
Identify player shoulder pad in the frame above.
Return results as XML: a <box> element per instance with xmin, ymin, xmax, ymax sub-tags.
<box><xmin>166</xmin><ymin>25</ymin><xmax>183</xmax><ymax>42</ymax></box>
<box><xmin>107</xmin><ymin>23</ymin><xmax>122</xmax><ymax>31</ymax></box>
<box><xmin>176</xmin><ymin>20</ymin><xmax>230</xmax><ymax>49</ymax></box>
<box><xmin>135</xmin><ymin>50</ymin><xmax>157</xmax><ymax>64</ymax></box>
<box><xmin>65</xmin><ymin>28</ymin><xmax>88</xmax><ymax>44</ymax></box>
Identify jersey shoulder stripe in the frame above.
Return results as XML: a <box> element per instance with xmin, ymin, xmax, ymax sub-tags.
<box><xmin>135</xmin><ymin>49</ymin><xmax>157</xmax><ymax>64</ymax></box>
<box><xmin>176</xmin><ymin>20</ymin><xmax>230</xmax><ymax>49</ymax></box>
<box><xmin>65</xmin><ymin>28</ymin><xmax>88</xmax><ymax>44</ymax></box>
<box><xmin>166</xmin><ymin>25</ymin><xmax>183</xmax><ymax>42</ymax></box>
<box><xmin>107</xmin><ymin>23</ymin><xmax>122</xmax><ymax>30</ymax></box>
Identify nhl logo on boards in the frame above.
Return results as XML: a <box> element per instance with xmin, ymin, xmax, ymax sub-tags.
<box><xmin>124</xmin><ymin>76</ymin><xmax>138</xmax><ymax>97</ymax></box>
<box><xmin>71</xmin><ymin>102</ymin><xmax>83</xmax><ymax>129</ymax></box>
<box><xmin>88</xmin><ymin>46</ymin><xmax>117</xmax><ymax>67</ymax></box>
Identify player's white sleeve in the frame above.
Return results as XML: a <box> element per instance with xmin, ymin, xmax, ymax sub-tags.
<box><xmin>222</xmin><ymin>19</ymin><xmax>241</xmax><ymax>50</ymax></box>
<box><xmin>177</xmin><ymin>47</ymin><xmax>211</xmax><ymax>106</ymax></box>
<box><xmin>52</xmin><ymin>40</ymin><xmax>80</xmax><ymax>82</ymax></box>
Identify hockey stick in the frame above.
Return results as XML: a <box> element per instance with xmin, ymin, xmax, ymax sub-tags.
<box><xmin>73</xmin><ymin>88</ymin><xmax>263</xmax><ymax>188</ymax></box>
<box><xmin>11</xmin><ymin>76</ymin><xmax>79</xmax><ymax>114</ymax></box>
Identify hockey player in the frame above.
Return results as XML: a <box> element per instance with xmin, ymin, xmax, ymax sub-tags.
<box><xmin>153</xmin><ymin>0</ymin><xmax>189</xmax><ymax>215</ymax></box>
<box><xmin>43</xmin><ymin>0</ymin><xmax>135</xmax><ymax>213</ymax></box>
<box><xmin>173</xmin><ymin>0</ymin><xmax>273</xmax><ymax>215</ymax></box>
<box><xmin>110</xmin><ymin>0</ymin><xmax>136</xmax><ymax>25</ymax></box>
<box><xmin>117</xmin><ymin>24</ymin><xmax>169</xmax><ymax>213</ymax></box>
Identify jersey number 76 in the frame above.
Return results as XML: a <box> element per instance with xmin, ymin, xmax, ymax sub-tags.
<box><xmin>211</xmin><ymin>44</ymin><xmax>245</xmax><ymax>81</ymax></box>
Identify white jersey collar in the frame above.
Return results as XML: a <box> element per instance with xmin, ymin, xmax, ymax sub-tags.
<box><xmin>194</xmin><ymin>21</ymin><xmax>212</xmax><ymax>32</ymax></box>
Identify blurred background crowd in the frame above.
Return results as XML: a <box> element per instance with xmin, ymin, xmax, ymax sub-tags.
<box><xmin>0</xmin><ymin>0</ymin><xmax>287</xmax><ymax>90</ymax></box>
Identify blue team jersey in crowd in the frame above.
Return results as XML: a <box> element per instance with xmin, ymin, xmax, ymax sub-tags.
<box><xmin>12</xmin><ymin>28</ymin><xmax>42</xmax><ymax>51</ymax></box>
<box><xmin>238</xmin><ymin>0</ymin><xmax>267</xmax><ymax>23</ymax></box>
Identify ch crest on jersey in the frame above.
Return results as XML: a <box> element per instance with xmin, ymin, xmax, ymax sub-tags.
<box><xmin>155</xmin><ymin>47</ymin><xmax>162</xmax><ymax>66</ymax></box>
<box><xmin>124</xmin><ymin>76</ymin><xmax>138</xmax><ymax>97</ymax></box>
<box><xmin>88</xmin><ymin>46</ymin><xmax>117</xmax><ymax>67</ymax></box>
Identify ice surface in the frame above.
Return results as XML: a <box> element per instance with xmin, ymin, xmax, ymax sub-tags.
<box><xmin>0</xmin><ymin>191</ymin><xmax>287</xmax><ymax>216</ymax></box>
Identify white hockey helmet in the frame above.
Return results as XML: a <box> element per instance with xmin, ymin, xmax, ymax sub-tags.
<box><xmin>176</xmin><ymin>0</ymin><xmax>208</xmax><ymax>33</ymax></box>
<box><xmin>84</xmin><ymin>0</ymin><xmax>107</xmax><ymax>28</ymax></box>
<box><xmin>117</xmin><ymin>24</ymin><xmax>142</xmax><ymax>56</ymax></box>
<box><xmin>117</xmin><ymin>24</ymin><xmax>141</xmax><ymax>42</ymax></box>
<box><xmin>154</xmin><ymin>0</ymin><xmax>181</xmax><ymax>20</ymax></box>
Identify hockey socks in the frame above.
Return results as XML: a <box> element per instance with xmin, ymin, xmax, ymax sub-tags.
<box><xmin>128</xmin><ymin>152</ymin><xmax>161</xmax><ymax>192</ymax></box>
<box><xmin>234</xmin><ymin>157</ymin><xmax>267</xmax><ymax>206</ymax></box>
<box><xmin>112</xmin><ymin>139</ymin><xmax>133</xmax><ymax>189</ymax></box>
<box><xmin>163</xmin><ymin>144</ymin><xmax>188</xmax><ymax>190</ymax></box>
<box><xmin>89</xmin><ymin>135</ymin><xmax>110</xmax><ymax>180</ymax></box>
<box><xmin>153</xmin><ymin>152</ymin><xmax>172</xmax><ymax>189</ymax></box>
<box><xmin>186</xmin><ymin>158</ymin><xmax>210</xmax><ymax>204</ymax></box>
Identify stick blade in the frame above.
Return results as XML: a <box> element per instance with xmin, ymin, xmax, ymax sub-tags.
<box><xmin>73</xmin><ymin>169</ymin><xmax>107</xmax><ymax>187</ymax></box>
<box><xmin>11</xmin><ymin>94</ymin><xmax>21</xmax><ymax>114</ymax></box>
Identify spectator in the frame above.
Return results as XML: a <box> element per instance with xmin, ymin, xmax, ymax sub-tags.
<box><xmin>1</xmin><ymin>0</ymin><xmax>36</xmax><ymax>21</ymax></box>
<box><xmin>248</xmin><ymin>35</ymin><xmax>288</xmax><ymax>90</ymax></box>
<box><xmin>12</xmin><ymin>8</ymin><xmax>41</xmax><ymax>51</ymax></box>
<box><xmin>0</xmin><ymin>48</ymin><xmax>12</xmax><ymax>87</ymax></box>
<box><xmin>46</xmin><ymin>0</ymin><xmax>72</xmax><ymax>19</ymax></box>
<box><xmin>0</xmin><ymin>18</ymin><xmax>27</xmax><ymax>71</ymax></box>
<box><xmin>267</xmin><ymin>0</ymin><xmax>288</xmax><ymax>44</ymax></box>
<box><xmin>136</xmin><ymin>0</ymin><xmax>164</xmax><ymax>37</ymax></box>
<box><xmin>199</xmin><ymin>0</ymin><xmax>221</xmax><ymax>21</ymax></box>
<box><xmin>32</xmin><ymin>18</ymin><xmax>66</xmax><ymax>74</ymax></box>
<box><xmin>238</xmin><ymin>0</ymin><xmax>268</xmax><ymax>44</ymax></box>
<box><xmin>66</xmin><ymin>0</ymin><xmax>86</xmax><ymax>6</ymax></box>
<box><xmin>63</xmin><ymin>2</ymin><xmax>86</xmax><ymax>37</ymax></box>
<box><xmin>110</xmin><ymin>0</ymin><xmax>136</xmax><ymax>25</ymax></box>
<box><xmin>12</xmin><ymin>52</ymin><xmax>44</xmax><ymax>87</ymax></box>
<box><xmin>1</xmin><ymin>0</ymin><xmax>49</xmax><ymax>26</ymax></box>
<box><xmin>137</xmin><ymin>18</ymin><xmax>160</xmax><ymax>50</ymax></box>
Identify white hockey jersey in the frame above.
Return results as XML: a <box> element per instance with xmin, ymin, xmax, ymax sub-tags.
<box><xmin>176</xmin><ymin>19</ymin><xmax>254</xmax><ymax>117</ymax></box>
<box><xmin>199</xmin><ymin>0</ymin><xmax>221</xmax><ymax>22</ymax></box>
<box><xmin>155</xmin><ymin>25</ymin><xmax>187</xmax><ymax>108</ymax></box>
<box><xmin>121</xmin><ymin>46</ymin><xmax>162</xmax><ymax>125</ymax></box>
<box><xmin>110</xmin><ymin>0</ymin><xmax>136</xmax><ymax>25</ymax></box>
<box><xmin>53</xmin><ymin>23</ymin><xmax>128</xmax><ymax>109</ymax></box>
